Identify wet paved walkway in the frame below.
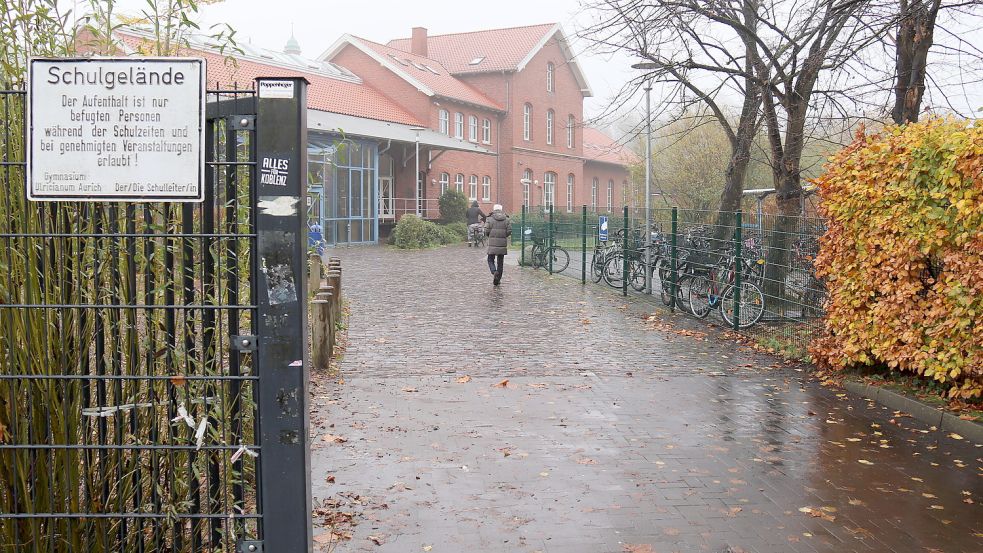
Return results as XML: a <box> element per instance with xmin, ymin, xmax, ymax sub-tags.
<box><xmin>311</xmin><ymin>245</ymin><xmax>982</xmax><ymax>553</ymax></box>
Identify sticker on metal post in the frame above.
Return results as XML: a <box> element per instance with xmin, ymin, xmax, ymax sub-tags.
<box><xmin>258</xmin><ymin>80</ymin><xmax>295</xmax><ymax>99</ymax></box>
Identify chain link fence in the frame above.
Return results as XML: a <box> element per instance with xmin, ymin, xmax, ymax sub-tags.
<box><xmin>513</xmin><ymin>205</ymin><xmax>826</xmax><ymax>359</ymax></box>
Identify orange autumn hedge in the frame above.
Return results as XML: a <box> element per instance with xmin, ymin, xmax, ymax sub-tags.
<box><xmin>811</xmin><ymin>119</ymin><xmax>983</xmax><ymax>398</ymax></box>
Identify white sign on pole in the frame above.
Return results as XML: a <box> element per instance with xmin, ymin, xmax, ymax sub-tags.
<box><xmin>27</xmin><ymin>58</ymin><xmax>205</xmax><ymax>202</ymax></box>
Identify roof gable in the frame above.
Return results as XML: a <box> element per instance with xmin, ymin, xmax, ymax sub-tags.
<box><xmin>582</xmin><ymin>127</ymin><xmax>639</xmax><ymax>167</ymax></box>
<box><xmin>386</xmin><ymin>23</ymin><xmax>592</xmax><ymax>97</ymax></box>
<box><xmin>319</xmin><ymin>35</ymin><xmax>504</xmax><ymax>112</ymax></box>
<box><xmin>115</xmin><ymin>30</ymin><xmax>422</xmax><ymax>126</ymax></box>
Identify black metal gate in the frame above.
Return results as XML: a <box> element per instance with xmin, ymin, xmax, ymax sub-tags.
<box><xmin>0</xmin><ymin>78</ymin><xmax>312</xmax><ymax>552</ymax></box>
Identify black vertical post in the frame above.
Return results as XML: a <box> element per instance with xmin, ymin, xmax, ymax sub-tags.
<box><xmin>254</xmin><ymin>77</ymin><xmax>312</xmax><ymax>552</ymax></box>
<box><xmin>548</xmin><ymin>204</ymin><xmax>554</xmax><ymax>274</ymax></box>
<box><xmin>520</xmin><ymin>205</ymin><xmax>526</xmax><ymax>266</ymax></box>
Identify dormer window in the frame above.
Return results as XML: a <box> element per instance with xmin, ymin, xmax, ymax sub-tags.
<box><xmin>469</xmin><ymin>56</ymin><xmax>485</xmax><ymax>65</ymax></box>
<box><xmin>388</xmin><ymin>54</ymin><xmax>409</xmax><ymax>66</ymax></box>
<box><xmin>547</xmin><ymin>62</ymin><xmax>554</xmax><ymax>92</ymax></box>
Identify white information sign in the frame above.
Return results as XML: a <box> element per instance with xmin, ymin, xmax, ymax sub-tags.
<box><xmin>27</xmin><ymin>58</ymin><xmax>205</xmax><ymax>202</ymax></box>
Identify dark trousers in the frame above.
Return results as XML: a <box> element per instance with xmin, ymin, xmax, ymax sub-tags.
<box><xmin>487</xmin><ymin>254</ymin><xmax>504</xmax><ymax>276</ymax></box>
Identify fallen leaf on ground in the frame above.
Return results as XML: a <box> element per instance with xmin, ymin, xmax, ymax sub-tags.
<box><xmin>368</xmin><ymin>535</ymin><xmax>384</xmax><ymax>545</ymax></box>
<box><xmin>857</xmin><ymin>459</ymin><xmax>874</xmax><ymax>465</ymax></box>
<box><xmin>948</xmin><ymin>433</ymin><xmax>964</xmax><ymax>440</ymax></box>
<box><xmin>456</xmin><ymin>375</ymin><xmax>472</xmax><ymax>383</ymax></box>
<box><xmin>423</xmin><ymin>547</ymin><xmax>433</xmax><ymax>552</ymax></box>
<box><xmin>323</xmin><ymin>434</ymin><xmax>347</xmax><ymax>443</ymax></box>
<box><xmin>402</xmin><ymin>387</ymin><xmax>419</xmax><ymax>392</ymax></box>
<box><xmin>527</xmin><ymin>383</ymin><xmax>548</xmax><ymax>388</ymax></box>
<box><xmin>576</xmin><ymin>458</ymin><xmax>597</xmax><ymax>465</ymax></box>
<box><xmin>326</xmin><ymin>475</ymin><xmax>335</xmax><ymax>484</ymax></box>
<box><xmin>622</xmin><ymin>545</ymin><xmax>654</xmax><ymax>553</ymax></box>
<box><xmin>929</xmin><ymin>505</ymin><xmax>944</xmax><ymax>510</ymax></box>
<box><xmin>493</xmin><ymin>379</ymin><xmax>509</xmax><ymax>388</ymax></box>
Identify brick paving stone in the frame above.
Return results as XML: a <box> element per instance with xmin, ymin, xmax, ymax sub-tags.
<box><xmin>310</xmin><ymin>245</ymin><xmax>983</xmax><ymax>553</ymax></box>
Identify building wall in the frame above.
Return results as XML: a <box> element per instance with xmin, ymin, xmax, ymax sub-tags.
<box><xmin>583</xmin><ymin>161</ymin><xmax>631</xmax><ymax>213</ymax></box>
<box><xmin>331</xmin><ymin>45</ymin><xmax>430</xmax><ymax>123</ymax></box>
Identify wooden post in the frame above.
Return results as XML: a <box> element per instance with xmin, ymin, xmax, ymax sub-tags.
<box><xmin>308</xmin><ymin>253</ymin><xmax>322</xmax><ymax>299</ymax></box>
<box><xmin>318</xmin><ymin>284</ymin><xmax>336</xmax><ymax>335</ymax></box>
<box><xmin>311</xmin><ymin>298</ymin><xmax>331</xmax><ymax>369</ymax></box>
<box><xmin>325</xmin><ymin>270</ymin><xmax>341</xmax><ymax>311</ymax></box>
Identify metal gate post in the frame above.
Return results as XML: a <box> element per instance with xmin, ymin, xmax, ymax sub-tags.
<box><xmin>548</xmin><ymin>204</ymin><xmax>554</xmax><ymax>274</ymax></box>
<box><xmin>254</xmin><ymin>77</ymin><xmax>313</xmax><ymax>552</ymax></box>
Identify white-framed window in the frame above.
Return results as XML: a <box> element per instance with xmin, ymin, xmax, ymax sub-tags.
<box><xmin>468</xmin><ymin>115</ymin><xmax>478</xmax><ymax>142</ymax></box>
<box><xmin>607</xmin><ymin>179</ymin><xmax>613</xmax><ymax>212</ymax></box>
<box><xmin>469</xmin><ymin>175</ymin><xmax>478</xmax><ymax>200</ymax></box>
<box><xmin>523</xmin><ymin>168</ymin><xmax>533</xmax><ymax>207</ymax></box>
<box><xmin>482</xmin><ymin>176</ymin><xmax>491</xmax><ymax>201</ymax></box>
<box><xmin>439</xmin><ymin>172</ymin><xmax>449</xmax><ymax>195</ymax></box>
<box><xmin>544</xmin><ymin>172</ymin><xmax>556</xmax><ymax>208</ymax></box>
<box><xmin>438</xmin><ymin>109</ymin><xmax>449</xmax><ymax>134</ymax></box>
<box><xmin>567</xmin><ymin>174</ymin><xmax>574</xmax><ymax>212</ymax></box>
<box><xmin>482</xmin><ymin>118</ymin><xmax>491</xmax><ymax>144</ymax></box>
<box><xmin>546</xmin><ymin>62</ymin><xmax>554</xmax><ymax>92</ymax></box>
<box><xmin>591</xmin><ymin>177</ymin><xmax>598</xmax><ymax>211</ymax></box>
<box><xmin>566</xmin><ymin>115</ymin><xmax>575</xmax><ymax>148</ymax></box>
<box><xmin>523</xmin><ymin>104</ymin><xmax>532</xmax><ymax>141</ymax></box>
<box><xmin>546</xmin><ymin>109</ymin><xmax>554</xmax><ymax>145</ymax></box>
<box><xmin>455</xmin><ymin>173</ymin><xmax>464</xmax><ymax>193</ymax></box>
<box><xmin>454</xmin><ymin>112</ymin><xmax>464</xmax><ymax>138</ymax></box>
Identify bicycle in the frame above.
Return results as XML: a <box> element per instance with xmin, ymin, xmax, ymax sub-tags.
<box><xmin>530</xmin><ymin>236</ymin><xmax>570</xmax><ymax>273</ymax></box>
<box><xmin>687</xmin><ymin>249</ymin><xmax>765</xmax><ymax>328</ymax></box>
<box><xmin>470</xmin><ymin>224</ymin><xmax>486</xmax><ymax>247</ymax></box>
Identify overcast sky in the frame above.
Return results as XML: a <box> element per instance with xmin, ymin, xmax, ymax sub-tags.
<box><xmin>105</xmin><ymin>0</ymin><xmax>980</xmax><ymax>127</ymax></box>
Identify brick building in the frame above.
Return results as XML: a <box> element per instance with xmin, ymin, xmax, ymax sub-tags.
<box><xmin>322</xmin><ymin>24</ymin><xmax>636</xmax><ymax>219</ymax></box>
<box><xmin>116</xmin><ymin>23</ymin><xmax>635</xmax><ymax>245</ymax></box>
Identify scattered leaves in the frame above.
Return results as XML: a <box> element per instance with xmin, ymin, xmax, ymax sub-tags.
<box><xmin>455</xmin><ymin>375</ymin><xmax>472</xmax><ymax>384</ymax></box>
<box><xmin>323</xmin><ymin>434</ymin><xmax>347</xmax><ymax>443</ymax></box>
<box><xmin>493</xmin><ymin>379</ymin><xmax>509</xmax><ymax>388</ymax></box>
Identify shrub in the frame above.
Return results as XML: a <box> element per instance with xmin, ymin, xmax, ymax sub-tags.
<box><xmin>436</xmin><ymin>225</ymin><xmax>460</xmax><ymax>245</ymax></box>
<box><xmin>811</xmin><ymin>119</ymin><xmax>983</xmax><ymax>399</ymax></box>
<box><xmin>443</xmin><ymin>222</ymin><xmax>468</xmax><ymax>240</ymax></box>
<box><xmin>439</xmin><ymin>189</ymin><xmax>468</xmax><ymax>224</ymax></box>
<box><xmin>391</xmin><ymin>215</ymin><xmax>441</xmax><ymax>249</ymax></box>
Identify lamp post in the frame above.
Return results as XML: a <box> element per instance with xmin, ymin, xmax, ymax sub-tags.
<box><xmin>631</xmin><ymin>63</ymin><xmax>656</xmax><ymax>294</ymax></box>
<box><xmin>410</xmin><ymin>126</ymin><xmax>426</xmax><ymax>216</ymax></box>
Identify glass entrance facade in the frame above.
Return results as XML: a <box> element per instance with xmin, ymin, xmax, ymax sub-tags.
<box><xmin>307</xmin><ymin>133</ymin><xmax>378</xmax><ymax>245</ymax></box>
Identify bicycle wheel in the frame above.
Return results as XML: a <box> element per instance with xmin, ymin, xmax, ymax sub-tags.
<box><xmin>549</xmin><ymin>247</ymin><xmax>570</xmax><ymax>273</ymax></box>
<box><xmin>721</xmin><ymin>282</ymin><xmax>765</xmax><ymax>328</ymax></box>
<box><xmin>590</xmin><ymin>249</ymin><xmax>605</xmax><ymax>283</ymax></box>
<box><xmin>602</xmin><ymin>253</ymin><xmax>624</xmax><ymax>288</ymax></box>
<box><xmin>530</xmin><ymin>243</ymin><xmax>544</xmax><ymax>268</ymax></box>
<box><xmin>687</xmin><ymin>275</ymin><xmax>713</xmax><ymax>318</ymax></box>
<box><xmin>673</xmin><ymin>272</ymin><xmax>695</xmax><ymax>312</ymax></box>
<box><xmin>656</xmin><ymin>259</ymin><xmax>673</xmax><ymax>305</ymax></box>
<box><xmin>629</xmin><ymin>259</ymin><xmax>646</xmax><ymax>292</ymax></box>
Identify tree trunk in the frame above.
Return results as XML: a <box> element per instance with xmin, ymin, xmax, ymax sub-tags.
<box><xmin>892</xmin><ymin>0</ymin><xmax>941</xmax><ymax>125</ymax></box>
<box><xmin>763</xmin><ymin>169</ymin><xmax>804</xmax><ymax>317</ymax></box>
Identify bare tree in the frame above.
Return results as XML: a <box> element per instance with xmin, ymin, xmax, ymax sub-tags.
<box><xmin>580</xmin><ymin>0</ymin><xmax>764</xmax><ymax>243</ymax></box>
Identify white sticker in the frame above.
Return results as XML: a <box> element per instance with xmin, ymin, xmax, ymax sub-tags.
<box><xmin>259</xmin><ymin>80</ymin><xmax>295</xmax><ymax>99</ymax></box>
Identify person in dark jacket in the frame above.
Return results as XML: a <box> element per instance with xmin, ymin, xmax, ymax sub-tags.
<box><xmin>465</xmin><ymin>201</ymin><xmax>486</xmax><ymax>246</ymax></box>
<box><xmin>484</xmin><ymin>204</ymin><xmax>511</xmax><ymax>285</ymax></box>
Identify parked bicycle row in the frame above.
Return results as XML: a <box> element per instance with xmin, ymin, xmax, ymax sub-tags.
<box><xmin>516</xmin><ymin>206</ymin><xmax>828</xmax><ymax>331</ymax></box>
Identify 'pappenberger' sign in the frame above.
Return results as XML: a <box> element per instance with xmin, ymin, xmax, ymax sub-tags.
<box><xmin>27</xmin><ymin>58</ymin><xmax>205</xmax><ymax>202</ymax></box>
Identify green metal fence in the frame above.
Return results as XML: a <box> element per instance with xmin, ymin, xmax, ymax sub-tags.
<box><xmin>515</xmin><ymin>205</ymin><xmax>826</xmax><ymax>360</ymax></box>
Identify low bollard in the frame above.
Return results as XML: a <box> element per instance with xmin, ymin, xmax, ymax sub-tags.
<box><xmin>325</xmin><ymin>270</ymin><xmax>341</xmax><ymax>304</ymax></box>
<box><xmin>319</xmin><ymin>283</ymin><xmax>337</xmax><ymax>327</ymax></box>
<box><xmin>308</xmin><ymin>253</ymin><xmax>321</xmax><ymax>299</ymax></box>
<box><xmin>311</xmin><ymin>298</ymin><xmax>332</xmax><ymax>369</ymax></box>
<box><xmin>316</xmin><ymin>289</ymin><xmax>336</xmax><ymax>360</ymax></box>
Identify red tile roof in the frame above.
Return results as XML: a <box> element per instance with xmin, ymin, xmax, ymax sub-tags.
<box><xmin>387</xmin><ymin>23</ymin><xmax>557</xmax><ymax>75</ymax></box>
<box><xmin>582</xmin><ymin>127</ymin><xmax>640</xmax><ymax>167</ymax></box>
<box><xmin>116</xmin><ymin>32</ymin><xmax>423</xmax><ymax>126</ymax></box>
<box><xmin>346</xmin><ymin>36</ymin><xmax>504</xmax><ymax>111</ymax></box>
